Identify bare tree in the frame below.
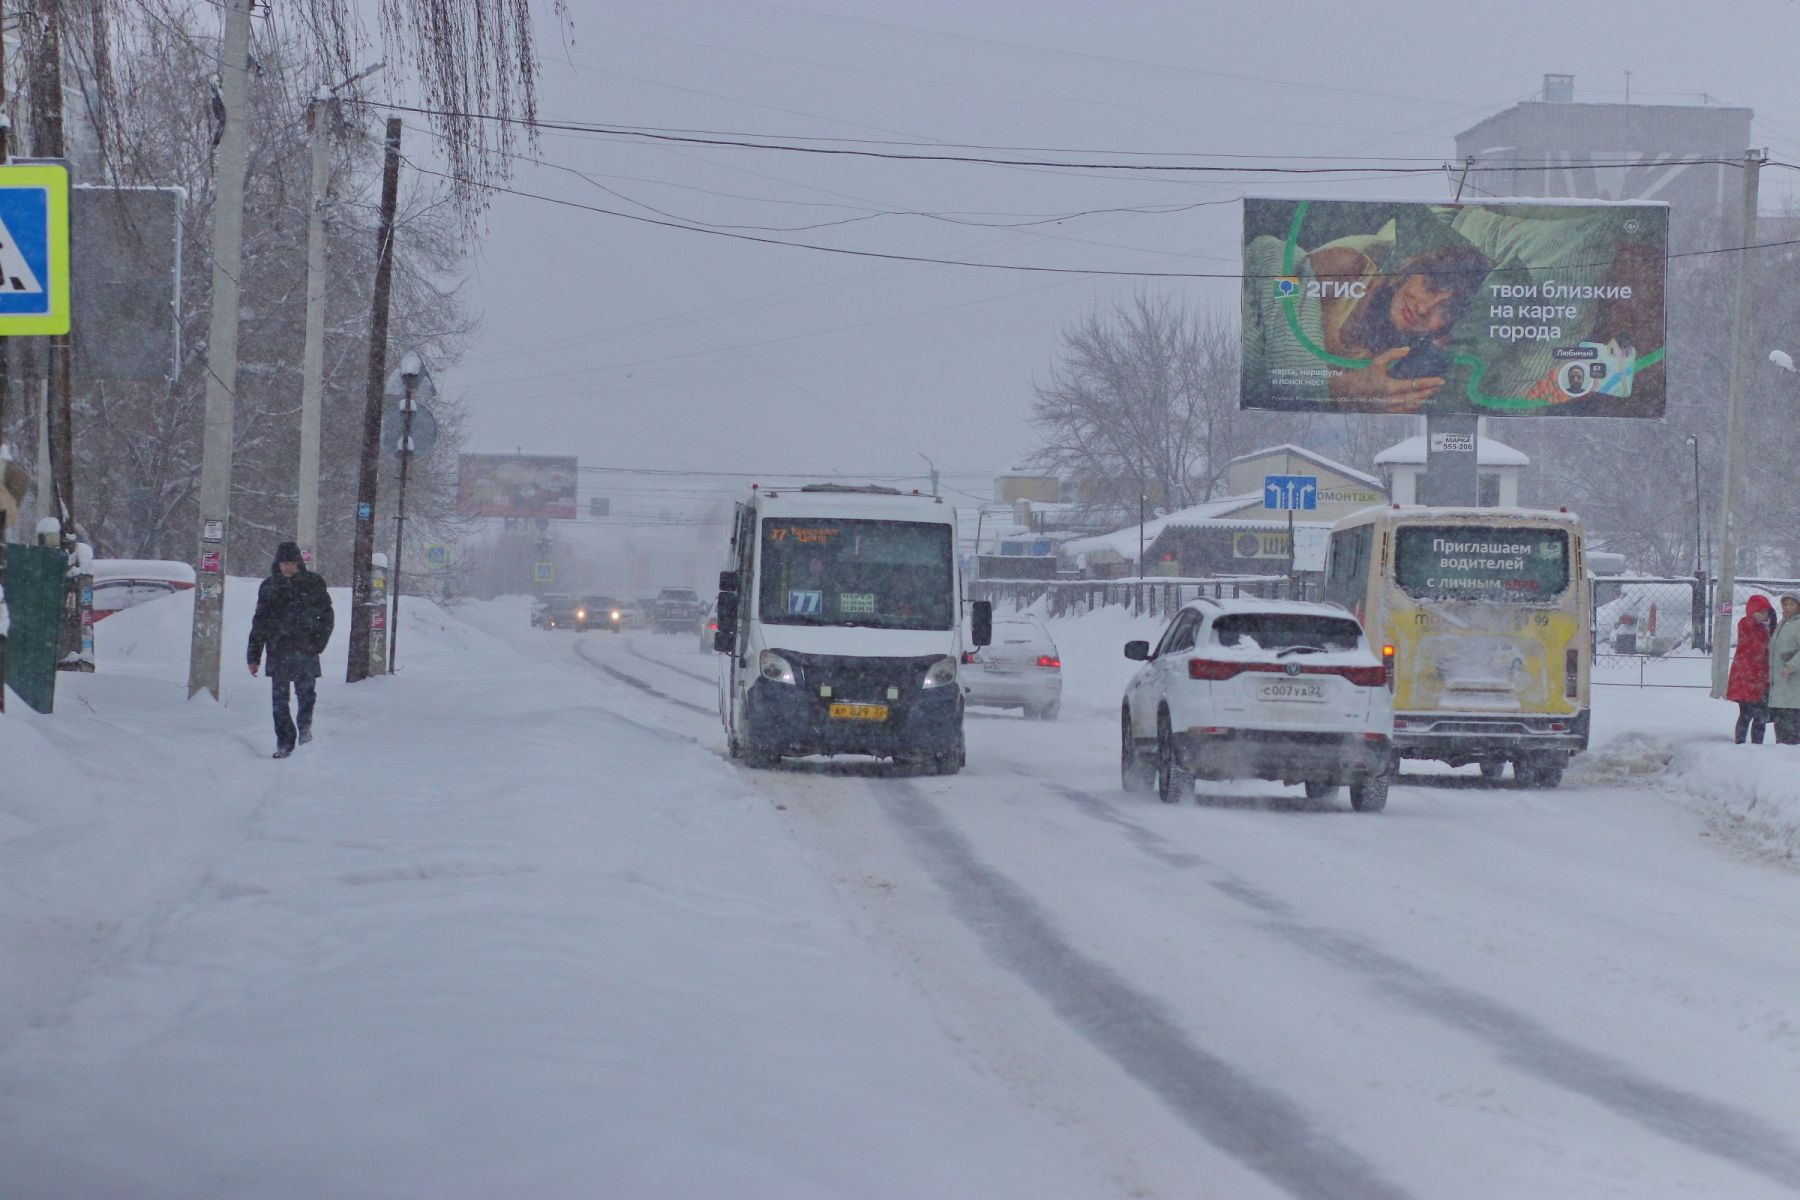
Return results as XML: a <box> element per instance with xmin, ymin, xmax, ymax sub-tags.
<box><xmin>1028</xmin><ymin>295</ymin><xmax>1229</xmax><ymax>514</ymax></box>
<box><xmin>62</xmin><ymin>17</ymin><xmax>476</xmax><ymax>579</ymax></box>
<box><xmin>1027</xmin><ymin>294</ymin><xmax>1316</xmax><ymax>517</ymax></box>
<box><xmin>46</xmin><ymin>0</ymin><xmax>567</xmax><ymax>220</ymax></box>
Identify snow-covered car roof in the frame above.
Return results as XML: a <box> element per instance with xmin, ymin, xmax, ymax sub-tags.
<box><xmin>1175</xmin><ymin>595</ymin><xmax>1359</xmax><ymax>621</ymax></box>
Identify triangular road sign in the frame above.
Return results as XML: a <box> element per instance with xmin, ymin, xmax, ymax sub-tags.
<box><xmin>0</xmin><ymin>210</ymin><xmax>44</xmax><ymax>293</ymax></box>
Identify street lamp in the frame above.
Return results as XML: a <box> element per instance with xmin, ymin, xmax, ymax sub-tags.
<box><xmin>388</xmin><ymin>350</ymin><xmax>428</xmax><ymax>673</ymax></box>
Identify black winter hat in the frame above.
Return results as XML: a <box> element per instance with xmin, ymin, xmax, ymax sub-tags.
<box><xmin>274</xmin><ymin>541</ymin><xmax>306</xmax><ymax>566</ymax></box>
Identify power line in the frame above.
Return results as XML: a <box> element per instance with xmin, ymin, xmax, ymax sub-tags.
<box><xmin>400</xmin><ymin>153</ymin><xmax>1800</xmax><ymax>281</ymax></box>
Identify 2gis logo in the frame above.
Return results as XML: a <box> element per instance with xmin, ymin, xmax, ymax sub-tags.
<box><xmin>1273</xmin><ymin>275</ymin><xmax>1367</xmax><ymax>300</ymax></box>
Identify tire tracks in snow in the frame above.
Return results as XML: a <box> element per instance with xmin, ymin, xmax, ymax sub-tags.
<box><xmin>1042</xmin><ymin>779</ymin><xmax>1800</xmax><ymax>1194</ymax></box>
<box><xmin>569</xmin><ymin>639</ymin><xmax>714</xmax><ymax>722</ymax></box>
<box><xmin>869</xmin><ymin>775</ymin><xmax>1416</xmax><ymax>1200</ymax></box>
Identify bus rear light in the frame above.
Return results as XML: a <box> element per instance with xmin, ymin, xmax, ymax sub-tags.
<box><xmin>1382</xmin><ymin>644</ymin><xmax>1396</xmax><ymax>691</ymax></box>
<box><xmin>1565</xmin><ymin>648</ymin><xmax>1580</xmax><ymax>698</ymax></box>
<box><xmin>1549</xmin><ymin>722</ymin><xmax>1568</xmax><ymax>732</ymax></box>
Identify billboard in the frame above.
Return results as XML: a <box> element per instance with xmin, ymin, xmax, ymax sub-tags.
<box><xmin>457</xmin><ymin>455</ymin><xmax>578</xmax><ymax>519</ymax></box>
<box><xmin>1241</xmin><ymin>198</ymin><xmax>1667</xmax><ymax>418</ymax></box>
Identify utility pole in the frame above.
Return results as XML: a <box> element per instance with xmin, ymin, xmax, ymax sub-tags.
<box><xmin>295</xmin><ymin>89</ymin><xmax>331</xmax><ymax>566</ymax></box>
<box><xmin>1709</xmin><ymin>149</ymin><xmax>1763</xmax><ymax>698</ymax></box>
<box><xmin>185</xmin><ymin>0</ymin><xmax>255</xmax><ymax>700</ymax></box>
<box><xmin>296</xmin><ymin>63</ymin><xmax>379</xmax><ymax>567</ymax></box>
<box><xmin>346</xmin><ymin>117</ymin><xmax>401</xmax><ymax>683</ymax></box>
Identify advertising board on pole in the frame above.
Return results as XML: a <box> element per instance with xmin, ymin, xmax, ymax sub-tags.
<box><xmin>1240</xmin><ymin>198</ymin><xmax>1668</xmax><ymax>418</ymax></box>
<box><xmin>457</xmin><ymin>455</ymin><xmax>579</xmax><ymax>519</ymax></box>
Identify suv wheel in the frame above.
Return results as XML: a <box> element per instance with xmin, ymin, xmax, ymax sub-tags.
<box><xmin>1349</xmin><ymin>775</ymin><xmax>1389</xmax><ymax>813</ymax></box>
<box><xmin>1121</xmin><ymin>709</ymin><xmax>1154</xmax><ymax>793</ymax></box>
<box><xmin>1155</xmin><ymin>712</ymin><xmax>1192</xmax><ymax>805</ymax></box>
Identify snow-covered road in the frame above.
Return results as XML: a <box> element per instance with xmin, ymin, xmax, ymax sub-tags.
<box><xmin>4</xmin><ymin>590</ymin><xmax>1798</xmax><ymax>1199</ymax></box>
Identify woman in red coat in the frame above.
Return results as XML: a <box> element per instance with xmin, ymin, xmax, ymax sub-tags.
<box><xmin>1726</xmin><ymin>593</ymin><xmax>1776</xmax><ymax>743</ymax></box>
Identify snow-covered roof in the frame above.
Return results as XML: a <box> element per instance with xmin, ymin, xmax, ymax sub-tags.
<box><xmin>1061</xmin><ymin>492</ymin><xmax>1335</xmax><ymax>563</ymax></box>
<box><xmin>91</xmin><ymin>558</ymin><xmax>196</xmax><ymax>584</ymax></box>
<box><xmin>1373</xmin><ymin>436</ymin><xmax>1529</xmax><ymax>468</ymax></box>
<box><xmin>1227</xmin><ymin>444</ymin><xmax>1382</xmax><ymax>489</ymax></box>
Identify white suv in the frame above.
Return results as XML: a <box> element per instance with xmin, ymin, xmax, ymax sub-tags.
<box><xmin>1120</xmin><ymin>598</ymin><xmax>1395</xmax><ymax>810</ymax></box>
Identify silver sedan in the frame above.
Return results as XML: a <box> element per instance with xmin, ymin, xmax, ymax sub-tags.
<box><xmin>962</xmin><ymin>618</ymin><xmax>1062</xmax><ymax>720</ymax></box>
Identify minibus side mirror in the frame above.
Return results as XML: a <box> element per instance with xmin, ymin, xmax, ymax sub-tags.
<box><xmin>713</xmin><ymin>590</ymin><xmax>739</xmax><ymax>652</ymax></box>
<box><xmin>718</xmin><ymin>569</ymin><xmax>739</xmax><ymax>594</ymax></box>
<box><xmin>971</xmin><ymin>600</ymin><xmax>993</xmax><ymax>648</ymax></box>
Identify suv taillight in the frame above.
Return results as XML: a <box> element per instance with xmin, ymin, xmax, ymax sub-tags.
<box><xmin>1035</xmin><ymin>655</ymin><xmax>1061</xmax><ymax>668</ymax></box>
<box><xmin>1341</xmin><ymin>665</ymin><xmax>1387</xmax><ymax>687</ymax></box>
<box><xmin>1188</xmin><ymin>658</ymin><xmax>1241</xmax><ymax>680</ymax></box>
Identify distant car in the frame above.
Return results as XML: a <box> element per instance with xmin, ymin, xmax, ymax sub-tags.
<box><xmin>1121</xmin><ymin>598</ymin><xmax>1395</xmax><ymax>810</ymax></box>
<box><xmin>536</xmin><ymin>593</ymin><xmax>579</xmax><ymax>630</ymax></box>
<box><xmin>576</xmin><ymin>595</ymin><xmax>624</xmax><ymax>633</ymax></box>
<box><xmin>652</xmin><ymin>586</ymin><xmax>706</xmax><ymax>634</ymax></box>
<box><xmin>961</xmin><ymin>617</ymin><xmax>1062</xmax><ymax>720</ymax></box>
<box><xmin>90</xmin><ymin>559</ymin><xmax>196</xmax><ymax>622</ymax></box>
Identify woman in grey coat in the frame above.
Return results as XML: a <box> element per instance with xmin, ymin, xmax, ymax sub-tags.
<box><xmin>1767</xmin><ymin>593</ymin><xmax>1800</xmax><ymax>745</ymax></box>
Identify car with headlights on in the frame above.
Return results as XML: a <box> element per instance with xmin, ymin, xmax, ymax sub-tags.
<box><xmin>576</xmin><ymin>595</ymin><xmax>624</xmax><ymax>633</ymax></box>
<box><xmin>1120</xmin><ymin>598</ymin><xmax>1395</xmax><ymax>810</ymax></box>
<box><xmin>961</xmin><ymin>617</ymin><xmax>1062</xmax><ymax>720</ymax></box>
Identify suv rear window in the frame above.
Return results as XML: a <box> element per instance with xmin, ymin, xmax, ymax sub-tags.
<box><xmin>1211</xmin><ymin>613</ymin><xmax>1362</xmax><ymax>652</ymax></box>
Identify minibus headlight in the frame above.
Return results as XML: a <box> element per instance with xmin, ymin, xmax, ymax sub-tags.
<box><xmin>922</xmin><ymin>656</ymin><xmax>958</xmax><ymax>689</ymax></box>
<box><xmin>759</xmin><ymin>650</ymin><xmax>797</xmax><ymax>686</ymax></box>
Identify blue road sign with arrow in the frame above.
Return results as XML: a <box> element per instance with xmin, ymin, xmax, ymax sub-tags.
<box><xmin>1263</xmin><ymin>474</ymin><xmax>1319</xmax><ymax>511</ymax></box>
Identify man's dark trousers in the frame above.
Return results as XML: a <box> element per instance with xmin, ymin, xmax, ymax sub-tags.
<box><xmin>272</xmin><ymin>674</ymin><xmax>317</xmax><ymax>751</ymax></box>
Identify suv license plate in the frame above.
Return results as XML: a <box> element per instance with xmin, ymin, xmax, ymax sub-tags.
<box><xmin>1257</xmin><ymin>679</ymin><xmax>1326</xmax><ymax>703</ymax></box>
<box><xmin>829</xmin><ymin>703</ymin><xmax>889</xmax><ymax>721</ymax></box>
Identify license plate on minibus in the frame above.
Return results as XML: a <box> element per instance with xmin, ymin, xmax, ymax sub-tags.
<box><xmin>829</xmin><ymin>702</ymin><xmax>888</xmax><ymax>721</ymax></box>
<box><xmin>1256</xmin><ymin>679</ymin><xmax>1326</xmax><ymax>703</ymax></box>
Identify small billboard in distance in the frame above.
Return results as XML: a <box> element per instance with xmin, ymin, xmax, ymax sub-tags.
<box><xmin>1240</xmin><ymin>197</ymin><xmax>1667</xmax><ymax>418</ymax></box>
<box><xmin>458</xmin><ymin>454</ymin><xmax>579</xmax><ymax>519</ymax></box>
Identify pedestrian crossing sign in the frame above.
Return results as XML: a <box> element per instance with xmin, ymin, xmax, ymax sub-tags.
<box><xmin>0</xmin><ymin>164</ymin><xmax>70</xmax><ymax>335</ymax></box>
<box><xmin>533</xmin><ymin>561</ymin><xmax>555</xmax><ymax>584</ymax></box>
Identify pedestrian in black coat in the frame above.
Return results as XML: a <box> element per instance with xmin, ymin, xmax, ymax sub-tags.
<box><xmin>248</xmin><ymin>542</ymin><xmax>335</xmax><ymax>758</ymax></box>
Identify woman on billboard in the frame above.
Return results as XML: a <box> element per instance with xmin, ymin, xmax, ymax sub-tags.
<box><xmin>1242</xmin><ymin>216</ymin><xmax>1492</xmax><ymax>411</ymax></box>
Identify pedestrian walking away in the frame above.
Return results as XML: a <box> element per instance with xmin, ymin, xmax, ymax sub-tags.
<box><xmin>1725</xmin><ymin>593</ymin><xmax>1776</xmax><ymax>743</ymax></box>
<box><xmin>248</xmin><ymin>542</ymin><xmax>335</xmax><ymax>758</ymax></box>
<box><xmin>1767</xmin><ymin>593</ymin><xmax>1800</xmax><ymax>746</ymax></box>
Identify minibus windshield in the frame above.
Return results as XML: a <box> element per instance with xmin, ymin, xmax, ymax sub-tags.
<box><xmin>759</xmin><ymin>519</ymin><xmax>954</xmax><ymax>630</ymax></box>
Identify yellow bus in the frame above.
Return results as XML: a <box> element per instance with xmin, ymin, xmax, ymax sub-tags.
<box><xmin>1322</xmin><ymin>505</ymin><xmax>1589</xmax><ymax>787</ymax></box>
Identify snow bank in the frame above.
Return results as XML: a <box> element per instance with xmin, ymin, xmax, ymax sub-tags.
<box><xmin>1578</xmin><ymin>730</ymin><xmax>1800</xmax><ymax>862</ymax></box>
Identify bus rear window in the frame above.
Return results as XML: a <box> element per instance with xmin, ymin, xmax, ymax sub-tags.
<box><xmin>1394</xmin><ymin>526</ymin><xmax>1570</xmax><ymax>601</ymax></box>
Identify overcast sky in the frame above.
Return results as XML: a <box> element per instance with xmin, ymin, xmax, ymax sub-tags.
<box><xmin>433</xmin><ymin>0</ymin><xmax>1800</xmax><ymax>520</ymax></box>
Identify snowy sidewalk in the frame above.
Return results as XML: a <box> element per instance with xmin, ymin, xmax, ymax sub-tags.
<box><xmin>0</xmin><ymin>589</ymin><xmax>1106</xmax><ymax>1199</ymax></box>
